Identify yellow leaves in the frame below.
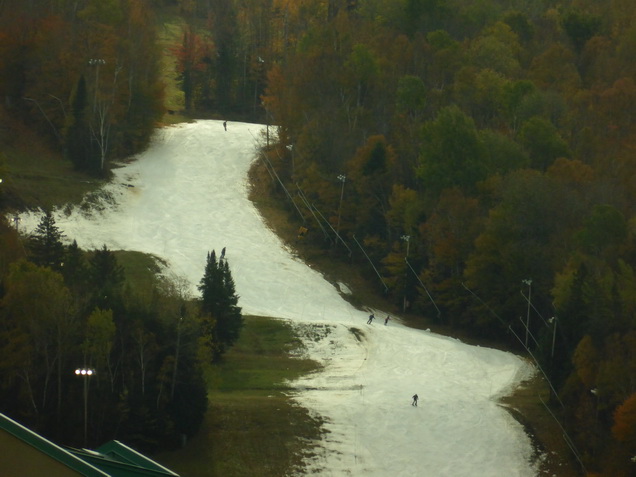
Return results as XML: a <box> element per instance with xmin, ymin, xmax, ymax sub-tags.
<box><xmin>570</xmin><ymin>330</ymin><xmax>636</xmax><ymax>431</ymax></box>
<box><xmin>3</xmin><ymin>260</ymin><xmax>72</xmax><ymax>329</ymax></box>
<box><xmin>273</xmin><ymin>0</ymin><xmax>327</xmax><ymax>19</ymax></box>
<box><xmin>262</xmin><ymin>64</ymin><xmax>286</xmax><ymax>113</ymax></box>
<box><xmin>551</xmin><ymin>263</ymin><xmax>577</xmax><ymax>312</ymax></box>
<box><xmin>84</xmin><ymin>308</ymin><xmax>115</xmax><ymax>367</ymax></box>
<box><xmin>387</xmin><ymin>185</ymin><xmax>419</xmax><ymax>232</ymax></box>
<box><xmin>547</xmin><ymin>158</ymin><xmax>595</xmax><ymax>186</ymax></box>
<box><xmin>573</xmin><ymin>335</ymin><xmax>598</xmax><ymax>388</ymax></box>
<box><xmin>528</xmin><ymin>43</ymin><xmax>581</xmax><ymax>93</ymax></box>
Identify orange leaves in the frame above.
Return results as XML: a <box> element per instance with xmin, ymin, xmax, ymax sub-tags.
<box><xmin>572</xmin><ymin>335</ymin><xmax>599</xmax><ymax>388</ymax></box>
<box><xmin>173</xmin><ymin>26</ymin><xmax>215</xmax><ymax>75</ymax></box>
<box><xmin>613</xmin><ymin>393</ymin><xmax>636</xmax><ymax>444</ymax></box>
<box><xmin>547</xmin><ymin>158</ymin><xmax>595</xmax><ymax>187</ymax></box>
<box><xmin>421</xmin><ymin>188</ymin><xmax>481</xmax><ymax>277</ymax></box>
<box><xmin>347</xmin><ymin>135</ymin><xmax>395</xmax><ymax>180</ymax></box>
<box><xmin>599</xmin><ymin>77</ymin><xmax>636</xmax><ymax>135</ymax></box>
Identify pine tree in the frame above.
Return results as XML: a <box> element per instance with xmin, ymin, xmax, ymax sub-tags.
<box><xmin>198</xmin><ymin>250</ymin><xmax>242</xmax><ymax>360</ymax></box>
<box><xmin>65</xmin><ymin>75</ymin><xmax>99</xmax><ymax>173</ymax></box>
<box><xmin>29</xmin><ymin>210</ymin><xmax>66</xmax><ymax>271</ymax></box>
<box><xmin>88</xmin><ymin>245</ymin><xmax>124</xmax><ymax>311</ymax></box>
<box><xmin>217</xmin><ymin>257</ymin><xmax>242</xmax><ymax>347</ymax></box>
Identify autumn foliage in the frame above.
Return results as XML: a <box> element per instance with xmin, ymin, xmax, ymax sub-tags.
<box><xmin>248</xmin><ymin>0</ymin><xmax>636</xmax><ymax>473</ymax></box>
<box><xmin>0</xmin><ymin>0</ymin><xmax>164</xmax><ymax>175</ymax></box>
<box><xmin>2</xmin><ymin>0</ymin><xmax>636</xmax><ymax>472</ymax></box>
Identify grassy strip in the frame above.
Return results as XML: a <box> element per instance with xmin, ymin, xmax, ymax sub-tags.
<box><xmin>154</xmin><ymin>6</ymin><xmax>186</xmax><ymax>121</ymax></box>
<box><xmin>1</xmin><ymin>121</ymin><xmax>103</xmax><ymax>211</ymax></box>
<box><xmin>155</xmin><ymin>316</ymin><xmax>323</xmax><ymax>477</ymax></box>
<box><xmin>501</xmin><ymin>374</ymin><xmax>581</xmax><ymax>477</ymax></box>
<box><xmin>115</xmin><ymin>250</ymin><xmax>165</xmax><ymax>293</ymax></box>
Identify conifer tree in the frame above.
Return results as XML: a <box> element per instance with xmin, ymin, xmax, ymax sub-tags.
<box><xmin>29</xmin><ymin>210</ymin><xmax>66</xmax><ymax>272</ymax></box>
<box><xmin>65</xmin><ymin>75</ymin><xmax>95</xmax><ymax>172</ymax></box>
<box><xmin>198</xmin><ymin>250</ymin><xmax>242</xmax><ymax>360</ymax></box>
<box><xmin>88</xmin><ymin>245</ymin><xmax>124</xmax><ymax>311</ymax></box>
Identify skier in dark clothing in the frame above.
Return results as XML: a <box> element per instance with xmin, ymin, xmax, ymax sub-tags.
<box><xmin>412</xmin><ymin>394</ymin><xmax>419</xmax><ymax>406</ymax></box>
<box><xmin>223</xmin><ymin>121</ymin><xmax>227</xmax><ymax>131</ymax></box>
<box><xmin>367</xmin><ymin>313</ymin><xmax>375</xmax><ymax>324</ymax></box>
<box><xmin>384</xmin><ymin>315</ymin><xmax>390</xmax><ymax>325</ymax></box>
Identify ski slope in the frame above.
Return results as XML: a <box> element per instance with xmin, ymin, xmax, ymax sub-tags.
<box><xmin>17</xmin><ymin>120</ymin><xmax>537</xmax><ymax>476</ymax></box>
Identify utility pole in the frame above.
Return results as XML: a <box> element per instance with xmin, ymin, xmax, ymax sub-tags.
<box><xmin>75</xmin><ymin>368</ymin><xmax>95</xmax><ymax>446</ymax></box>
<box><xmin>402</xmin><ymin>235</ymin><xmax>410</xmax><ymax>312</ymax></box>
<box><xmin>522</xmin><ymin>279</ymin><xmax>532</xmax><ymax>349</ymax></box>
<box><xmin>336</xmin><ymin>174</ymin><xmax>346</xmax><ymax>242</ymax></box>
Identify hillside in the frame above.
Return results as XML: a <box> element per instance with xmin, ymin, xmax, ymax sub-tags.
<box><xmin>2</xmin><ymin>0</ymin><xmax>636</xmax><ymax>474</ymax></box>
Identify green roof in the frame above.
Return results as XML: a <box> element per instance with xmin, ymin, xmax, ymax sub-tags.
<box><xmin>0</xmin><ymin>413</ymin><xmax>109</xmax><ymax>477</ymax></box>
<box><xmin>68</xmin><ymin>441</ymin><xmax>179</xmax><ymax>477</ymax></box>
<box><xmin>0</xmin><ymin>413</ymin><xmax>180</xmax><ymax>477</ymax></box>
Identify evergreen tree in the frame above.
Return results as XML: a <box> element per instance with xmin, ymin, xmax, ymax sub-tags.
<box><xmin>29</xmin><ymin>210</ymin><xmax>66</xmax><ymax>272</ymax></box>
<box><xmin>62</xmin><ymin>240</ymin><xmax>88</xmax><ymax>286</ymax></box>
<box><xmin>88</xmin><ymin>245</ymin><xmax>124</xmax><ymax>311</ymax></box>
<box><xmin>198</xmin><ymin>250</ymin><xmax>242</xmax><ymax>360</ymax></box>
<box><xmin>218</xmin><ymin>257</ymin><xmax>242</xmax><ymax>347</ymax></box>
<box><xmin>65</xmin><ymin>75</ymin><xmax>95</xmax><ymax>172</ymax></box>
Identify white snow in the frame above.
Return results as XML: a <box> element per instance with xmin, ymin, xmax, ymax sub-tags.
<box><xmin>15</xmin><ymin>120</ymin><xmax>538</xmax><ymax>476</ymax></box>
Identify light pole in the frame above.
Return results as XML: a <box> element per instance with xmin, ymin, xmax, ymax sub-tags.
<box><xmin>336</xmin><ymin>174</ymin><xmax>346</xmax><ymax>241</ymax></box>
<box><xmin>287</xmin><ymin>143</ymin><xmax>294</xmax><ymax>177</ymax></box>
<box><xmin>88</xmin><ymin>58</ymin><xmax>105</xmax><ymax>112</ymax></box>
<box><xmin>401</xmin><ymin>235</ymin><xmax>410</xmax><ymax>311</ymax></box>
<box><xmin>549</xmin><ymin>316</ymin><xmax>557</xmax><ymax>359</ymax></box>
<box><xmin>75</xmin><ymin>367</ymin><xmax>95</xmax><ymax>446</ymax></box>
<box><xmin>401</xmin><ymin>235</ymin><xmax>411</xmax><ymax>258</ymax></box>
<box><xmin>522</xmin><ymin>279</ymin><xmax>532</xmax><ymax>349</ymax></box>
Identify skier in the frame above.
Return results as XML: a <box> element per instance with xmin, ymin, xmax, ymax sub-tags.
<box><xmin>367</xmin><ymin>313</ymin><xmax>375</xmax><ymax>324</ymax></box>
<box><xmin>223</xmin><ymin>121</ymin><xmax>227</xmax><ymax>131</ymax></box>
<box><xmin>412</xmin><ymin>394</ymin><xmax>419</xmax><ymax>406</ymax></box>
<box><xmin>384</xmin><ymin>315</ymin><xmax>390</xmax><ymax>325</ymax></box>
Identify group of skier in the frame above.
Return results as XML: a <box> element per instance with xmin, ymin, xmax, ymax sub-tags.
<box><xmin>366</xmin><ymin>313</ymin><xmax>390</xmax><ymax>325</ymax></box>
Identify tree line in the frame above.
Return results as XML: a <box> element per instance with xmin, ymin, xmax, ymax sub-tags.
<box><xmin>0</xmin><ymin>212</ymin><xmax>242</xmax><ymax>452</ymax></box>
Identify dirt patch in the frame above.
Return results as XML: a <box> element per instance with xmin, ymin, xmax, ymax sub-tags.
<box><xmin>348</xmin><ymin>327</ymin><xmax>365</xmax><ymax>342</ymax></box>
<box><xmin>501</xmin><ymin>373</ymin><xmax>581</xmax><ymax>476</ymax></box>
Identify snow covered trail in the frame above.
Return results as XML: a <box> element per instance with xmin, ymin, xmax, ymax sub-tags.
<box><xmin>16</xmin><ymin>120</ymin><xmax>537</xmax><ymax>476</ymax></box>
<box><xmin>295</xmin><ymin>322</ymin><xmax>535</xmax><ymax>476</ymax></box>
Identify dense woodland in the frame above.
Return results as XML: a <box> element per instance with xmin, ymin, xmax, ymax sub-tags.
<box><xmin>0</xmin><ymin>0</ymin><xmax>164</xmax><ymax>175</ymax></box>
<box><xmin>2</xmin><ymin>0</ymin><xmax>636</xmax><ymax>474</ymax></box>
<box><xmin>251</xmin><ymin>0</ymin><xmax>636</xmax><ymax>475</ymax></box>
<box><xmin>0</xmin><ymin>209</ymin><xmax>242</xmax><ymax>450</ymax></box>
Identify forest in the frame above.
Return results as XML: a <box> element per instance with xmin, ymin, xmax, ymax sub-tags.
<box><xmin>1</xmin><ymin>0</ymin><xmax>636</xmax><ymax>474</ymax></box>
<box><xmin>0</xmin><ymin>209</ymin><xmax>242</xmax><ymax>451</ymax></box>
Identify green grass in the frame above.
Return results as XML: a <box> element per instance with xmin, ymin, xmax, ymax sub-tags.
<box><xmin>154</xmin><ymin>316</ymin><xmax>323</xmax><ymax>477</ymax></box>
<box><xmin>155</xmin><ymin>6</ymin><xmax>186</xmax><ymax>117</ymax></box>
<box><xmin>115</xmin><ymin>250</ymin><xmax>165</xmax><ymax>293</ymax></box>
<box><xmin>1</xmin><ymin>123</ymin><xmax>104</xmax><ymax>211</ymax></box>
